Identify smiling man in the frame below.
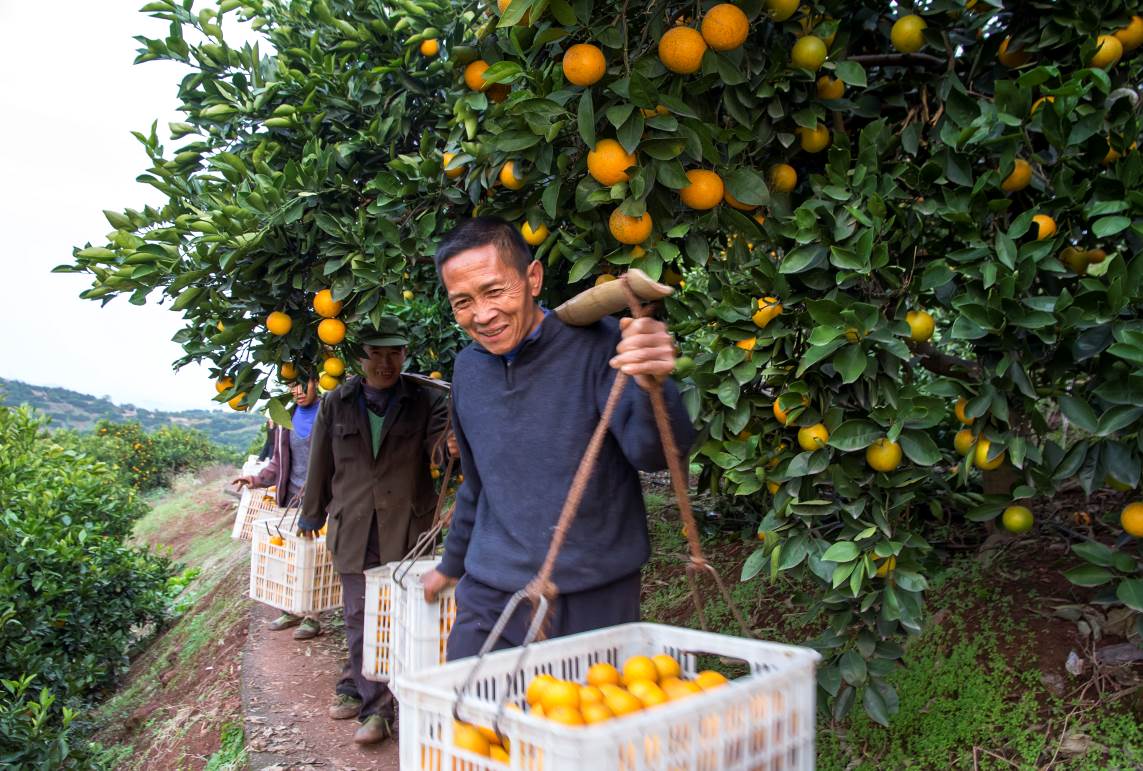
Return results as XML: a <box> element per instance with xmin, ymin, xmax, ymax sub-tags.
<box><xmin>420</xmin><ymin>216</ymin><xmax>696</xmax><ymax>660</ymax></box>
<box><xmin>297</xmin><ymin>316</ymin><xmax>449</xmax><ymax>745</ymax></box>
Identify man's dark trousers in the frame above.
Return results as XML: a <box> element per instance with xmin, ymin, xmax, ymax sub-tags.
<box><xmin>335</xmin><ymin>520</ymin><xmax>395</xmax><ymax>719</ymax></box>
<box><xmin>445</xmin><ymin>571</ymin><xmax>641</xmax><ymax>661</ymax></box>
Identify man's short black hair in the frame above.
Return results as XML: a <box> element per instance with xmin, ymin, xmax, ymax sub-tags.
<box><xmin>433</xmin><ymin>216</ymin><xmax>533</xmax><ymax>282</ymax></box>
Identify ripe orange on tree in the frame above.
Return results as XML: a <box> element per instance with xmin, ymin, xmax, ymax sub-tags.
<box><xmin>608</xmin><ymin>209</ymin><xmax>652</xmax><ymax>244</ymax></box>
<box><xmin>797</xmin><ymin>124</ymin><xmax>831</xmax><ymax>153</ymax></box>
<box><xmin>499</xmin><ymin>161</ymin><xmax>524</xmax><ymax>190</ymax></box>
<box><xmin>1114</xmin><ymin>16</ymin><xmax>1143</xmax><ymax>51</ymax></box>
<box><xmin>562</xmin><ymin>43</ymin><xmax>606</xmax><ymax>86</ymax></box>
<box><xmin>997</xmin><ymin>37</ymin><xmax>1029</xmax><ymax>67</ymax></box>
<box><xmin>319</xmin><ymin>373</ymin><xmax>340</xmax><ymax>391</ymax></box>
<box><xmin>955</xmin><ymin>396</ymin><xmax>974</xmax><ymax>426</ymax></box>
<box><xmin>1032</xmin><ymin>214</ymin><xmax>1056</xmax><ymax>240</ymax></box>
<box><xmin>752</xmin><ymin>296</ymin><xmax>783</xmax><ymax>328</ymax></box>
<box><xmin>318</xmin><ymin>318</ymin><xmax>346</xmax><ymax>345</ymax></box>
<box><xmin>700</xmin><ymin>4</ymin><xmax>749</xmax><ymax>52</ymax></box>
<box><xmin>324</xmin><ymin>356</ymin><xmax>345</xmax><ymax>377</ymax></box>
<box><xmin>906</xmin><ymin>310</ymin><xmax>934</xmax><ymax>342</ymax></box>
<box><xmin>442</xmin><ymin>151</ymin><xmax>465</xmax><ymax>179</ymax></box>
<box><xmin>679</xmin><ymin>169</ymin><xmax>724</xmax><ymax>210</ymax></box>
<box><xmin>816</xmin><ymin>75</ymin><xmax>844</xmax><ymax>100</ymax></box>
<box><xmin>463</xmin><ymin>59</ymin><xmax>490</xmax><ymax>91</ymax></box>
<box><xmin>769</xmin><ymin>163</ymin><xmax>797</xmax><ymax>193</ymax></box>
<box><xmin>890</xmin><ymin>14</ymin><xmax>927</xmax><ymax>53</ymax></box>
<box><xmin>520</xmin><ymin>221</ymin><xmax>549</xmax><ymax>245</ymax></box>
<box><xmin>587</xmin><ymin>139</ymin><xmax>636</xmax><ymax>186</ymax></box>
<box><xmin>228</xmin><ymin>392</ymin><xmax>248</xmax><ymax>411</ymax></box>
<box><xmin>313</xmin><ymin>288</ymin><xmax>342</xmax><ymax>318</ymax></box>
<box><xmin>765</xmin><ymin>0</ymin><xmax>798</xmax><ymax>22</ymax></box>
<box><xmin>1090</xmin><ymin>34</ymin><xmax>1123</xmax><ymax>69</ymax></box>
<box><xmin>266</xmin><ymin>311</ymin><xmax>292</xmax><ymax>336</ymax></box>
<box><xmin>797</xmin><ymin>423</ymin><xmax>830</xmax><ymax>452</ymax></box>
<box><xmin>866</xmin><ymin>438</ymin><xmax>902</xmax><ymax>472</ymax></box>
<box><xmin>1121</xmin><ymin>502</ymin><xmax>1143</xmax><ymax>537</ymax></box>
<box><xmin>974</xmin><ymin>437</ymin><xmax>1005</xmax><ymax>470</ymax></box>
<box><xmin>279</xmin><ymin>362</ymin><xmax>298</xmax><ymax>381</ymax></box>
<box><xmin>418</xmin><ymin>38</ymin><xmax>439</xmax><ymax>57</ymax></box>
<box><xmin>658</xmin><ymin>26</ymin><xmax>707</xmax><ymax>74</ymax></box>
<box><xmin>1001</xmin><ymin>159</ymin><xmax>1032</xmax><ymax>192</ymax></box>
<box><xmin>215</xmin><ymin>376</ymin><xmax>235</xmax><ymax>394</ymax></box>
<box><xmin>724</xmin><ymin>188</ymin><xmax>756</xmax><ymax>210</ymax></box>
<box><xmin>954</xmin><ymin>428</ymin><xmax>975</xmax><ymax>456</ymax></box>
<box><xmin>791</xmin><ymin>35</ymin><xmax>827</xmax><ymax>71</ymax></box>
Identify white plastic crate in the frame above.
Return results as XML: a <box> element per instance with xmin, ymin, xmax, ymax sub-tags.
<box><xmin>362</xmin><ymin>558</ymin><xmax>457</xmax><ymax>684</ymax></box>
<box><xmin>230</xmin><ymin>487</ymin><xmax>283</xmax><ymax>542</ymax></box>
<box><xmin>249</xmin><ymin>524</ymin><xmax>342</xmax><ymax>614</ymax></box>
<box><xmin>241</xmin><ymin>454</ymin><xmax>268</xmax><ymax>475</ymax></box>
<box><xmin>395</xmin><ymin>622</ymin><xmax>820</xmax><ymax>771</ymax></box>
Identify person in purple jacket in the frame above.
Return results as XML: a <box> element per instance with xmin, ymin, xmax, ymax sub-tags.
<box><xmin>233</xmin><ymin>377</ymin><xmax>323</xmax><ymax>639</ymax></box>
<box><xmin>420</xmin><ymin>217</ymin><xmax>696</xmax><ymax>659</ymax></box>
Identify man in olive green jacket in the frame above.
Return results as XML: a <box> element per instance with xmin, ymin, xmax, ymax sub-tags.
<box><xmin>298</xmin><ymin>318</ymin><xmax>449</xmax><ymax>745</ymax></box>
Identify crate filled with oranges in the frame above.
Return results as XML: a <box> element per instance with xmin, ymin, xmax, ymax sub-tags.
<box><xmin>362</xmin><ymin>558</ymin><xmax>457</xmax><ymax>687</ymax></box>
<box><xmin>249</xmin><ymin>523</ymin><xmax>341</xmax><ymax>614</ymax></box>
<box><xmin>231</xmin><ymin>485</ymin><xmax>285</xmax><ymax>542</ymax></box>
<box><xmin>397</xmin><ymin>622</ymin><xmax>820</xmax><ymax>770</ymax></box>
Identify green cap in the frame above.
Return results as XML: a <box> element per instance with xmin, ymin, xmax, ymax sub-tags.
<box><xmin>358</xmin><ymin>316</ymin><xmax>408</xmax><ymax>347</ymax></box>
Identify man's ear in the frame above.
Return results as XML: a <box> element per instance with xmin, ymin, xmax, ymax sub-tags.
<box><xmin>526</xmin><ymin>259</ymin><xmax>544</xmax><ymax>298</ymax></box>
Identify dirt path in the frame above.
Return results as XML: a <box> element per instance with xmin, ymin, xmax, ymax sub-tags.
<box><xmin>241</xmin><ymin>603</ymin><xmax>400</xmax><ymax>770</ymax></box>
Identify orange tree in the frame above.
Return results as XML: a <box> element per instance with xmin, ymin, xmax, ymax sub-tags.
<box><xmin>63</xmin><ymin>0</ymin><xmax>1143</xmax><ymax>723</ymax></box>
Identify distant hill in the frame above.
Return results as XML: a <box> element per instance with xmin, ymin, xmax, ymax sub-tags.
<box><xmin>0</xmin><ymin>377</ymin><xmax>264</xmax><ymax>452</ymax></box>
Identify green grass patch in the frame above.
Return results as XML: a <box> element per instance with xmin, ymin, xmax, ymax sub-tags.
<box><xmin>204</xmin><ymin>722</ymin><xmax>246</xmax><ymax>771</ymax></box>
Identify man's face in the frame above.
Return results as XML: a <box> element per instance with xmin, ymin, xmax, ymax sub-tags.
<box><xmin>289</xmin><ymin>379</ymin><xmax>317</xmax><ymax>407</ymax></box>
<box><xmin>358</xmin><ymin>345</ymin><xmax>406</xmax><ymax>389</ymax></box>
<box><xmin>441</xmin><ymin>243</ymin><xmax>544</xmax><ymax>355</ymax></box>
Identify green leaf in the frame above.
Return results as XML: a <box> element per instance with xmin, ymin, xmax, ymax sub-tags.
<box><xmin>780</xmin><ymin>244</ymin><xmax>826</xmax><ymax>274</ymax></box>
<box><xmin>898</xmin><ymin>430</ymin><xmax>940</xmax><ymax>466</ymax></box>
<box><xmin>714</xmin><ymin>345</ymin><xmax>747</xmax><ymax>373</ymax></box>
<box><xmin>1096</xmin><ymin>405</ymin><xmax>1143</xmax><ymax>437</ymax></box>
<box><xmin>1059</xmin><ymin>395</ymin><xmax>1099</xmax><ymax>434</ymax></box>
<box><xmin>1063</xmin><ymin>565</ymin><xmax>1114</xmax><ymax>587</ymax></box>
<box><xmin>1092</xmin><ymin>216</ymin><xmax>1130</xmax><ymax>238</ymax></box>
<box><xmin>577</xmin><ymin>92</ymin><xmax>595</xmax><ymax>148</ymax></box>
<box><xmin>267</xmin><ymin>396</ymin><xmax>294</xmax><ymax>430</ymax></box>
<box><xmin>741</xmin><ymin>548</ymin><xmax>767</xmax><ymax>582</ymax></box>
<box><xmin>839</xmin><ymin>651</ymin><xmax>867</xmax><ymax>686</ymax></box>
<box><xmin>787</xmin><ymin>450</ymin><xmax>831</xmax><ymax>477</ymax></box>
<box><xmin>716</xmin><ymin>378</ymin><xmax>741</xmax><ymax>408</ymax></box>
<box><xmin>828</xmin><ymin>421</ymin><xmax>881</xmax><ymax>451</ymax></box>
<box><xmin>822</xmin><ymin>541</ymin><xmax>860</xmax><ymax>563</ymax></box>
<box><xmin>1117</xmin><ymin>579</ymin><xmax>1143</xmax><ymax>612</ymax></box>
<box><xmin>862</xmin><ymin>682</ymin><xmax>897</xmax><ymax>727</ymax></box>
<box><xmin>833</xmin><ymin>344</ymin><xmax>867</xmax><ymax>384</ymax></box>
<box><xmin>834</xmin><ymin>60</ymin><xmax>867</xmax><ymax>87</ymax></box>
<box><xmin>1071</xmin><ymin>541</ymin><xmax>1114</xmax><ymax>568</ymax></box>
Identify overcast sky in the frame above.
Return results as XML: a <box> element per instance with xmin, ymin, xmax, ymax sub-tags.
<box><xmin>0</xmin><ymin>2</ymin><xmax>259</xmax><ymax>412</ymax></box>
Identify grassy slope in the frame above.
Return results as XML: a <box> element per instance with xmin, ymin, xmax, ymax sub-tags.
<box><xmin>91</xmin><ymin>470</ymin><xmax>250</xmax><ymax>771</ymax></box>
<box><xmin>639</xmin><ymin>494</ymin><xmax>1143</xmax><ymax>770</ymax></box>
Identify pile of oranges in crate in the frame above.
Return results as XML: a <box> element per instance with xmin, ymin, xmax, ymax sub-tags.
<box><xmin>452</xmin><ymin>653</ymin><xmax>729</xmax><ymax>763</ymax></box>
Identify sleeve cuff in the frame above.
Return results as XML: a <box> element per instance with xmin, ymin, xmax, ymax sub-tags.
<box><xmin>437</xmin><ymin>552</ymin><xmax>465</xmax><ymax>579</ymax></box>
<box><xmin>297</xmin><ymin>513</ymin><xmax>326</xmax><ymax>531</ymax></box>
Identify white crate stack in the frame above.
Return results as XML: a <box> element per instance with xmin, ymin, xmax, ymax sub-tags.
<box><xmin>395</xmin><ymin>623</ymin><xmax>820</xmax><ymax>771</ymax></box>
<box><xmin>362</xmin><ymin>558</ymin><xmax>457</xmax><ymax>687</ymax></box>
<box><xmin>249</xmin><ymin>523</ymin><xmax>342</xmax><ymax>614</ymax></box>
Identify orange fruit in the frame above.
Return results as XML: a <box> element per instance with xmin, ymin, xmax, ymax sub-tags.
<box><xmin>701</xmin><ymin>4</ymin><xmax>749</xmax><ymax>52</ymax></box>
<box><xmin>463</xmin><ymin>60</ymin><xmax>490</xmax><ymax>91</ymax></box>
<box><xmin>594</xmin><ymin>273</ymin><xmax>616</xmax><ymax>286</ymax></box>
<box><xmin>608</xmin><ymin>209</ymin><xmax>653</xmax><ymax>244</ymax></box>
<box><xmin>453</xmin><ymin>722</ymin><xmax>491</xmax><ymax>756</ymax></box>
<box><xmin>797</xmin><ymin>423</ymin><xmax>830</xmax><ymax>452</ymax></box>
<box><xmin>875</xmin><ymin>555</ymin><xmax>897</xmax><ymax>577</ymax></box>
<box><xmin>562</xmin><ymin>43</ymin><xmax>606</xmax><ymax>86</ymax></box>
<box><xmin>866</xmin><ymin>438</ymin><xmax>903</xmax><ymax>472</ymax></box>
<box><xmin>489</xmin><ymin>745</ymin><xmax>510</xmax><ymax>763</ymax></box>
<box><xmin>280</xmin><ymin>362</ymin><xmax>298</xmax><ymax>380</ymax></box>
<box><xmin>317</xmin><ymin>318</ymin><xmax>346</xmax><ymax>345</ymax></box>
<box><xmin>323</xmin><ymin>356</ymin><xmax>345</xmax><ymax>377</ymax></box>
<box><xmin>1090</xmin><ymin>34</ymin><xmax>1123</xmax><ymax>69</ymax></box>
<box><xmin>769</xmin><ymin>163</ymin><xmax>797</xmax><ymax>193</ymax></box>
<box><xmin>442</xmin><ymin>151</ymin><xmax>465</xmax><ymax>179</ymax></box>
<box><xmin>890</xmin><ymin>14</ymin><xmax>927</xmax><ymax>53</ymax></box>
<box><xmin>641</xmin><ymin>104</ymin><xmax>669</xmax><ymax>118</ymax></box>
<box><xmin>622</xmin><ymin>655</ymin><xmax>659</xmax><ymax>685</ymax></box>
<box><xmin>652</xmin><ymin>654</ymin><xmax>681</xmax><ymax>681</ymax></box>
<box><xmin>603</xmin><ymin>688</ymin><xmax>643</xmax><ymax>717</ymax></box>
<box><xmin>540</xmin><ymin>680</ymin><xmax>580</xmax><ymax>713</ymax></box>
<box><xmin>586</xmin><ymin>662</ymin><xmax>621</xmax><ymax>688</ymax></box>
<box><xmin>752</xmin><ymin>296</ymin><xmax>783</xmax><ymax>328</ymax></box>
<box><xmin>579</xmin><ymin>685</ymin><xmax>604</xmax><ymax>705</ymax></box>
<box><xmin>266</xmin><ymin>311</ymin><xmax>292</xmax><ymax>336</ymax></box>
<box><xmin>663</xmin><ymin>679</ymin><xmax>702</xmax><ymax>700</ymax></box>
<box><xmin>906</xmin><ymin>309</ymin><xmax>934</xmax><ymax>342</ymax></box>
<box><xmin>318</xmin><ymin>373</ymin><xmax>339</xmax><ymax>391</ymax></box>
<box><xmin>546</xmin><ymin>705</ymin><xmax>584</xmax><ymax>726</ymax></box>
<box><xmin>1032</xmin><ymin>214</ymin><xmax>1056</xmax><ymax>240</ymax></box>
<box><xmin>797</xmin><ymin>124</ymin><xmax>831</xmax><ymax>153</ymax></box>
<box><xmin>1121</xmin><ymin>502</ymin><xmax>1143</xmax><ymax>537</ymax></box>
<box><xmin>679</xmin><ymin>169</ymin><xmax>724</xmax><ymax>210</ymax></box>
<box><xmin>1001</xmin><ymin>158</ymin><xmax>1032</xmax><ymax>192</ymax></box>
<box><xmin>735</xmin><ymin>337</ymin><xmax>756</xmax><ymax>351</ymax></box>
<box><xmin>581</xmin><ymin>702</ymin><xmax>614</xmax><ymax>724</ymax></box>
<box><xmin>695</xmin><ymin>670</ymin><xmax>729</xmax><ymax>690</ymax></box>
<box><xmin>765</xmin><ymin>0</ymin><xmax>798</xmax><ymax>22</ymax></box>
<box><xmin>816</xmin><ymin>75</ymin><xmax>844</xmax><ymax>100</ymax></box>
<box><xmin>632</xmin><ymin>682</ymin><xmax>669</xmax><ymax>708</ymax></box>
<box><xmin>997</xmin><ymin>36</ymin><xmax>1029</xmax><ymax>67</ymax></box>
<box><xmin>1002</xmin><ymin>505</ymin><xmax>1034</xmax><ymax>533</ymax></box>
<box><xmin>772</xmin><ymin>395</ymin><xmax>806</xmax><ymax>426</ymax></box>
<box><xmin>1114</xmin><ymin>15</ymin><xmax>1143</xmax><ymax>51</ymax></box>
<box><xmin>955</xmin><ymin>396</ymin><xmax>974</xmax><ymax>426</ymax></box>
<box><xmin>216</xmin><ymin>376</ymin><xmax>234</xmax><ymax>394</ymax></box>
<box><xmin>525</xmin><ymin>673</ymin><xmax>556</xmax><ymax>706</ymax></box>
<box><xmin>1030</xmin><ymin>95</ymin><xmax>1054</xmax><ymax>115</ymax></box>
<box><xmin>520</xmin><ymin>221</ymin><xmax>549</xmax><ymax>246</ymax></box>
<box><xmin>658</xmin><ymin>26</ymin><xmax>708</xmax><ymax>74</ymax></box>
<box><xmin>269</xmin><ymin>534</ymin><xmax>285</xmax><ymax>546</ymax></box>
<box><xmin>954</xmin><ymin>428</ymin><xmax>975</xmax><ymax>456</ymax></box>
<box><xmin>791</xmin><ymin>35</ymin><xmax>827</xmax><ymax>70</ymax></box>
<box><xmin>587</xmin><ymin>139</ymin><xmax>636</xmax><ymax>186</ymax></box>
<box><xmin>974</xmin><ymin>437</ymin><xmax>1005</xmax><ymax>471</ymax></box>
<box><xmin>313</xmin><ymin>288</ymin><xmax>342</xmax><ymax>318</ymax></box>
<box><xmin>419</xmin><ymin>38</ymin><xmax>439</xmax><ymax>57</ymax></box>
<box><xmin>499</xmin><ymin>161</ymin><xmax>524</xmax><ymax>190</ymax></box>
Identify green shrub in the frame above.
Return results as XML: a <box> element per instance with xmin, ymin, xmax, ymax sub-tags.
<box><xmin>0</xmin><ymin>675</ymin><xmax>98</xmax><ymax>769</ymax></box>
<box><xmin>0</xmin><ymin>406</ymin><xmax>172</xmax><ymax>761</ymax></box>
<box><xmin>63</xmin><ymin>419</ymin><xmax>230</xmax><ymax>491</ymax></box>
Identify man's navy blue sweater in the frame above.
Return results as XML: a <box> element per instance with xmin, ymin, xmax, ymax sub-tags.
<box><xmin>437</xmin><ymin>312</ymin><xmax>698</xmax><ymax>594</ymax></box>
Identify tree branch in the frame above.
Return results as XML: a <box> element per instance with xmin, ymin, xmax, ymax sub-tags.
<box><xmin>849</xmin><ymin>53</ymin><xmax>946</xmax><ymax>68</ymax></box>
<box><xmin>909</xmin><ymin>341</ymin><xmax>983</xmax><ymax>380</ymax></box>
